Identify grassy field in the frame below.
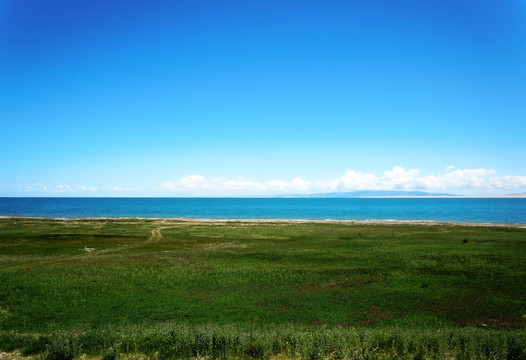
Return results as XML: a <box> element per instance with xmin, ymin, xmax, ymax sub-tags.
<box><xmin>0</xmin><ymin>218</ymin><xmax>525</xmax><ymax>359</ymax></box>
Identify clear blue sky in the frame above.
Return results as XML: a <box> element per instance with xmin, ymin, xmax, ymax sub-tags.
<box><xmin>2</xmin><ymin>1</ymin><xmax>526</xmax><ymax>196</ymax></box>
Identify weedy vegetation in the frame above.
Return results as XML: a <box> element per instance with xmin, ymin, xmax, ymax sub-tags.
<box><xmin>0</xmin><ymin>218</ymin><xmax>525</xmax><ymax>359</ymax></box>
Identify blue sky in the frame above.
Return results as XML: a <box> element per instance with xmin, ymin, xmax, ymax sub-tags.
<box><xmin>1</xmin><ymin>0</ymin><xmax>526</xmax><ymax>196</ymax></box>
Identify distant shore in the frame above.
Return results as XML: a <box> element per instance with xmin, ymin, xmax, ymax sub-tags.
<box><xmin>357</xmin><ymin>194</ymin><xmax>526</xmax><ymax>198</ymax></box>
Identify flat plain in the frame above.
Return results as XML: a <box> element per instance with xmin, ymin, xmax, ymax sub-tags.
<box><xmin>0</xmin><ymin>218</ymin><xmax>525</xmax><ymax>359</ymax></box>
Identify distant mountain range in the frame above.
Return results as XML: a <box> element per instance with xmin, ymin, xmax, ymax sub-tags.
<box><xmin>290</xmin><ymin>190</ymin><xmax>456</xmax><ymax>198</ymax></box>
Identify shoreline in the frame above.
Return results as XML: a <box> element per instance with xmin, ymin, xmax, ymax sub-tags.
<box><xmin>2</xmin><ymin>215</ymin><xmax>525</xmax><ymax>228</ymax></box>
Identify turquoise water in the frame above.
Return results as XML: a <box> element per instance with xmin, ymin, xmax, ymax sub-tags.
<box><xmin>0</xmin><ymin>197</ymin><xmax>525</xmax><ymax>224</ymax></box>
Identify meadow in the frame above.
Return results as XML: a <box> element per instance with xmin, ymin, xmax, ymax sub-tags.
<box><xmin>0</xmin><ymin>218</ymin><xmax>525</xmax><ymax>359</ymax></box>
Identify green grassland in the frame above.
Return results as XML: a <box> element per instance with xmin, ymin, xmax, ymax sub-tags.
<box><xmin>0</xmin><ymin>218</ymin><xmax>525</xmax><ymax>359</ymax></box>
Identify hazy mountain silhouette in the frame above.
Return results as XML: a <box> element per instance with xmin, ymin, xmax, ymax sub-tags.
<box><xmin>291</xmin><ymin>190</ymin><xmax>456</xmax><ymax>198</ymax></box>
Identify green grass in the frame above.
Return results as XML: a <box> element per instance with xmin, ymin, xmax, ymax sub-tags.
<box><xmin>0</xmin><ymin>218</ymin><xmax>525</xmax><ymax>359</ymax></box>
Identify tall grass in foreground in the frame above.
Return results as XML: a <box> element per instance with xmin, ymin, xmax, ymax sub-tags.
<box><xmin>1</xmin><ymin>324</ymin><xmax>525</xmax><ymax>359</ymax></box>
<box><xmin>1</xmin><ymin>219</ymin><xmax>525</xmax><ymax>359</ymax></box>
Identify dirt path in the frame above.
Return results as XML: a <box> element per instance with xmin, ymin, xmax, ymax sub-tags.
<box><xmin>0</xmin><ymin>223</ymin><xmax>178</xmax><ymax>273</ymax></box>
<box><xmin>144</xmin><ymin>226</ymin><xmax>171</xmax><ymax>244</ymax></box>
<box><xmin>145</xmin><ymin>227</ymin><xmax>162</xmax><ymax>244</ymax></box>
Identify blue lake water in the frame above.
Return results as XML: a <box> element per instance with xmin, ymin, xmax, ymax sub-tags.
<box><xmin>1</xmin><ymin>197</ymin><xmax>525</xmax><ymax>224</ymax></box>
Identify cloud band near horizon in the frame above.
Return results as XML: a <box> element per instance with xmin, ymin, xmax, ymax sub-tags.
<box><xmin>6</xmin><ymin>166</ymin><xmax>526</xmax><ymax>196</ymax></box>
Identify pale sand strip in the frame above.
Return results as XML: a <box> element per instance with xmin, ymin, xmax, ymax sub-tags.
<box><xmin>1</xmin><ymin>216</ymin><xmax>525</xmax><ymax>228</ymax></box>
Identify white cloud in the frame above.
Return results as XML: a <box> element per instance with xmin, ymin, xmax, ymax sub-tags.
<box><xmin>158</xmin><ymin>181</ymin><xmax>178</xmax><ymax>191</ymax></box>
<box><xmin>316</xmin><ymin>170</ymin><xmax>382</xmax><ymax>191</ymax></box>
<box><xmin>79</xmin><ymin>185</ymin><xmax>98</xmax><ymax>192</ymax></box>
<box><xmin>23</xmin><ymin>183</ymin><xmax>74</xmax><ymax>193</ymax></box>
<box><xmin>180</xmin><ymin>175</ymin><xmax>208</xmax><ymax>189</ymax></box>
<box><xmin>104</xmin><ymin>186</ymin><xmax>123</xmax><ymax>192</ymax></box>
<box><xmin>7</xmin><ymin>167</ymin><xmax>526</xmax><ymax>196</ymax></box>
<box><xmin>266</xmin><ymin>178</ymin><xmax>311</xmax><ymax>191</ymax></box>
<box><xmin>155</xmin><ymin>166</ymin><xmax>526</xmax><ymax>195</ymax></box>
<box><xmin>158</xmin><ymin>175</ymin><xmax>310</xmax><ymax>193</ymax></box>
<box><xmin>17</xmin><ymin>184</ymin><xmax>135</xmax><ymax>194</ymax></box>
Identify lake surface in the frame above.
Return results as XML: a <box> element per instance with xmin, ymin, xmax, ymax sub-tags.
<box><xmin>1</xmin><ymin>197</ymin><xmax>525</xmax><ymax>224</ymax></box>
